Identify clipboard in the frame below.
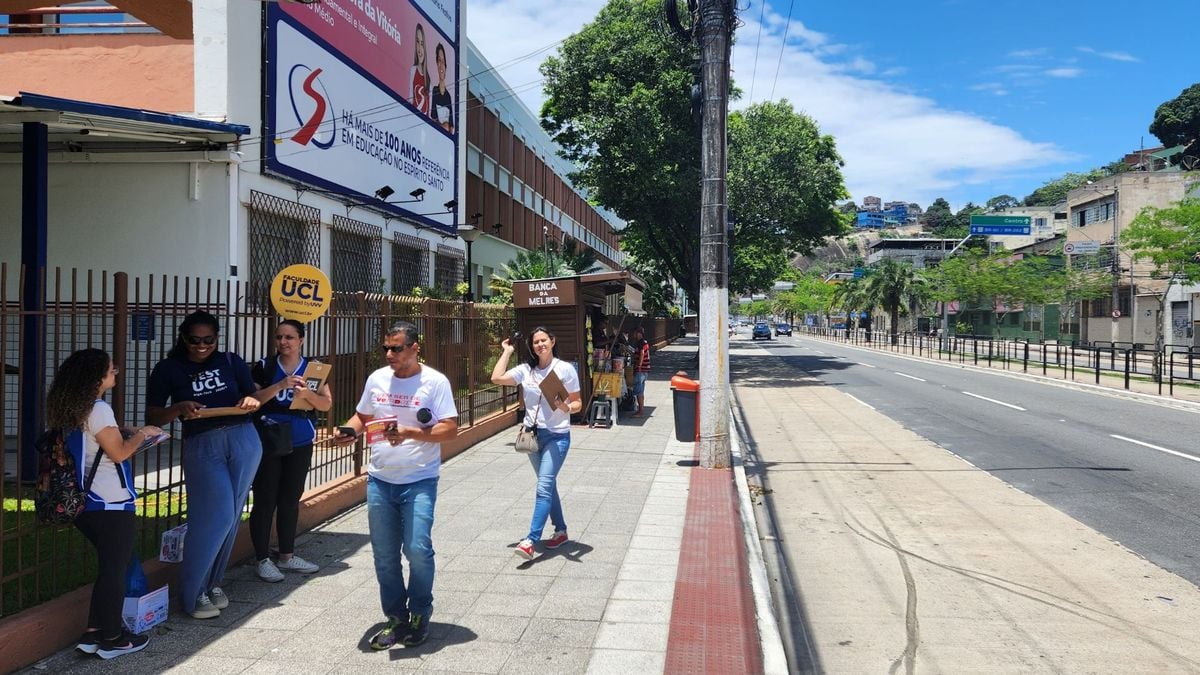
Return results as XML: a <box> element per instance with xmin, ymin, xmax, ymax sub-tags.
<box><xmin>290</xmin><ymin>361</ymin><xmax>331</xmax><ymax>411</ymax></box>
<box><xmin>192</xmin><ymin>406</ymin><xmax>252</xmax><ymax>419</ymax></box>
<box><xmin>538</xmin><ymin>368</ymin><xmax>571</xmax><ymax>408</ymax></box>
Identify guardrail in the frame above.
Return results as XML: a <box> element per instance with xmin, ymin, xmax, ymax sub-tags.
<box><xmin>798</xmin><ymin>326</ymin><xmax>1200</xmax><ymax>398</ymax></box>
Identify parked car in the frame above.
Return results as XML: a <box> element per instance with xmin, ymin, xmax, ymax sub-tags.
<box><xmin>752</xmin><ymin>323</ymin><xmax>772</xmax><ymax>340</ymax></box>
<box><xmin>775</xmin><ymin>323</ymin><xmax>792</xmax><ymax>336</ymax></box>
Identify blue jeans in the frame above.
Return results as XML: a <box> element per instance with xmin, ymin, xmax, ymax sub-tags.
<box><xmin>367</xmin><ymin>475</ymin><xmax>438</xmax><ymax>620</ymax></box>
<box><xmin>180</xmin><ymin>423</ymin><xmax>261</xmax><ymax>613</ymax></box>
<box><xmin>526</xmin><ymin>430</ymin><xmax>569</xmax><ymax>541</ymax></box>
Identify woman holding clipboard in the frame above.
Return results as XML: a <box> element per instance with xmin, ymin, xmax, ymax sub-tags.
<box><xmin>249</xmin><ymin>319</ymin><xmax>332</xmax><ymax>582</ymax></box>
<box><xmin>146</xmin><ymin>311</ymin><xmax>261</xmax><ymax>619</ymax></box>
<box><xmin>491</xmin><ymin>327</ymin><xmax>583</xmax><ymax>560</ymax></box>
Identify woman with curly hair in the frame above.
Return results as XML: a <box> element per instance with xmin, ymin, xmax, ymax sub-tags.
<box><xmin>46</xmin><ymin>348</ymin><xmax>163</xmax><ymax>659</ymax></box>
<box><xmin>147</xmin><ymin>311</ymin><xmax>261</xmax><ymax>619</ymax></box>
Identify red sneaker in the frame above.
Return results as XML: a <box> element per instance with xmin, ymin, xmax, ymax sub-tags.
<box><xmin>543</xmin><ymin>530</ymin><xmax>569</xmax><ymax>549</ymax></box>
<box><xmin>514</xmin><ymin>539</ymin><xmax>536</xmax><ymax>560</ymax></box>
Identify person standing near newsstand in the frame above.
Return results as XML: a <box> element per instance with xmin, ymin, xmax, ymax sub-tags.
<box><xmin>333</xmin><ymin>321</ymin><xmax>458</xmax><ymax>650</ymax></box>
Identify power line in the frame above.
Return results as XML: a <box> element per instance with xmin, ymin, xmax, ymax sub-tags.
<box><xmin>769</xmin><ymin>0</ymin><xmax>794</xmax><ymax>101</ymax></box>
<box><xmin>747</xmin><ymin>0</ymin><xmax>767</xmax><ymax>105</ymax></box>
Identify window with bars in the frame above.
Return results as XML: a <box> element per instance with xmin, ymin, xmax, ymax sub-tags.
<box><xmin>247</xmin><ymin>190</ymin><xmax>321</xmax><ymax>307</ymax></box>
<box><xmin>392</xmin><ymin>233</ymin><xmax>429</xmax><ymax>296</ymax></box>
<box><xmin>434</xmin><ymin>244</ymin><xmax>465</xmax><ymax>295</ymax></box>
<box><xmin>330</xmin><ymin>215</ymin><xmax>383</xmax><ymax>293</ymax></box>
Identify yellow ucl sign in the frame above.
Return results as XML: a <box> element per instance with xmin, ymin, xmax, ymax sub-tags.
<box><xmin>270</xmin><ymin>264</ymin><xmax>332</xmax><ymax>321</ymax></box>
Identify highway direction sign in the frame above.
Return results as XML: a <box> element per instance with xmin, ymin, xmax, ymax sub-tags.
<box><xmin>969</xmin><ymin>215</ymin><xmax>1032</xmax><ymax>236</ymax></box>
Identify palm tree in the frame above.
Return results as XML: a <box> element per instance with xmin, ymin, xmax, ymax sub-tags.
<box><xmin>830</xmin><ymin>277</ymin><xmax>871</xmax><ymax>332</ymax></box>
<box><xmin>488</xmin><ymin>250</ymin><xmax>571</xmax><ymax>303</ymax></box>
<box><xmin>554</xmin><ymin>238</ymin><xmax>603</xmax><ymax>275</ymax></box>
<box><xmin>862</xmin><ymin>259</ymin><xmax>928</xmax><ymax>345</ymax></box>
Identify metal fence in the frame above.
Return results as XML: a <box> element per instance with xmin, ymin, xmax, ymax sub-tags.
<box><xmin>0</xmin><ymin>264</ymin><xmax>519</xmax><ymax>617</ymax></box>
<box><xmin>800</xmin><ymin>326</ymin><xmax>1200</xmax><ymax>397</ymax></box>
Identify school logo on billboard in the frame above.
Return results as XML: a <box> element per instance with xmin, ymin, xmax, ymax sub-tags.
<box><xmin>288</xmin><ymin>65</ymin><xmax>336</xmax><ymax>149</ymax></box>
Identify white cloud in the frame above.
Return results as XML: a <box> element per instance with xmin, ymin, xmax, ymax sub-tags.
<box><xmin>970</xmin><ymin>82</ymin><xmax>1009</xmax><ymax>96</ymax></box>
<box><xmin>1077</xmin><ymin>46</ymin><xmax>1140</xmax><ymax>62</ymax></box>
<box><xmin>466</xmin><ymin>1</ymin><xmax>1072</xmax><ymax>209</ymax></box>
<box><xmin>1044</xmin><ymin>67</ymin><xmax>1082</xmax><ymax>78</ymax></box>
<box><xmin>1008</xmin><ymin>48</ymin><xmax>1048</xmax><ymax>58</ymax></box>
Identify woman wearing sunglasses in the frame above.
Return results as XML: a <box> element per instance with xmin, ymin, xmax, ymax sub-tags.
<box><xmin>146</xmin><ymin>310</ymin><xmax>261</xmax><ymax>620</ymax></box>
<box><xmin>248</xmin><ymin>319</ymin><xmax>332</xmax><ymax>582</ymax></box>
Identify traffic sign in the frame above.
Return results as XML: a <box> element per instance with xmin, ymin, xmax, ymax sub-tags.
<box><xmin>853</xmin><ymin>268</ymin><xmax>865</xmax><ymax>278</ymax></box>
<box><xmin>1063</xmin><ymin>241</ymin><xmax>1100</xmax><ymax>255</ymax></box>
<box><xmin>969</xmin><ymin>215</ymin><xmax>1031</xmax><ymax>236</ymax></box>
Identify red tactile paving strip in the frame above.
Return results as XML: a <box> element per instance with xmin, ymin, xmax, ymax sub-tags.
<box><xmin>665</xmin><ymin>462</ymin><xmax>764</xmax><ymax>674</ymax></box>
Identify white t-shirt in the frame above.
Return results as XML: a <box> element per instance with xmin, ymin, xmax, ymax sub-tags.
<box><xmin>505</xmin><ymin>359</ymin><xmax>581</xmax><ymax>434</ymax></box>
<box><xmin>355</xmin><ymin>364</ymin><xmax>457</xmax><ymax>485</ymax></box>
<box><xmin>78</xmin><ymin>401</ymin><xmax>137</xmax><ymax>509</ymax></box>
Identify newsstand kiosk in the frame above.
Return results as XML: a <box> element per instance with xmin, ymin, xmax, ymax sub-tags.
<box><xmin>511</xmin><ymin>271</ymin><xmax>646</xmax><ymax>426</ymax></box>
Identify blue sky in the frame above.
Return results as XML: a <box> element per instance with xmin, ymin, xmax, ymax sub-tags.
<box><xmin>467</xmin><ymin>0</ymin><xmax>1199</xmax><ymax>211</ymax></box>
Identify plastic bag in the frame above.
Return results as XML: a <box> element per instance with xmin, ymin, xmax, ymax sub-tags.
<box><xmin>125</xmin><ymin>556</ymin><xmax>148</xmax><ymax>598</ymax></box>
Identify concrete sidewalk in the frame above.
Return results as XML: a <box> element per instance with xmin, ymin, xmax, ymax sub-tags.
<box><xmin>731</xmin><ymin>336</ymin><xmax>1200</xmax><ymax>673</ymax></box>
<box><xmin>27</xmin><ymin>339</ymin><xmax>772</xmax><ymax>674</ymax></box>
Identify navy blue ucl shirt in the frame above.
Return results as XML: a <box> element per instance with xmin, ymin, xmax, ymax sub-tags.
<box><xmin>147</xmin><ymin>352</ymin><xmax>256</xmax><ymax>438</ymax></box>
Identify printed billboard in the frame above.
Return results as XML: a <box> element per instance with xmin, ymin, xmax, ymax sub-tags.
<box><xmin>265</xmin><ymin>0</ymin><xmax>459</xmax><ymax>234</ymax></box>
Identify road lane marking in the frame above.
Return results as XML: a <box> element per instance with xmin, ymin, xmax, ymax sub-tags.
<box><xmin>894</xmin><ymin>372</ymin><xmax>926</xmax><ymax>382</ymax></box>
<box><xmin>1111</xmin><ymin>434</ymin><xmax>1200</xmax><ymax>464</ymax></box>
<box><xmin>962</xmin><ymin>391</ymin><xmax>1026</xmax><ymax>411</ymax></box>
<box><xmin>844</xmin><ymin>393</ymin><xmax>875</xmax><ymax>410</ymax></box>
<box><xmin>856</xmin><ymin>362</ymin><xmax>877</xmax><ymax>368</ymax></box>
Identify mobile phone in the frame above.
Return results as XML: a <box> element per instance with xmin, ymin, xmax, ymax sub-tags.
<box><xmin>336</xmin><ymin>426</ymin><xmax>357</xmax><ymax>438</ymax></box>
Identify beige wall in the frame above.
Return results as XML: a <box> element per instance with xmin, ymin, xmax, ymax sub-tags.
<box><xmin>0</xmin><ymin>34</ymin><xmax>193</xmax><ymax>112</ymax></box>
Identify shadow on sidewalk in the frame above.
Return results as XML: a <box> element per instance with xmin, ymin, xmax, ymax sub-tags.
<box><xmin>356</xmin><ymin>621</ymin><xmax>479</xmax><ymax>659</ymax></box>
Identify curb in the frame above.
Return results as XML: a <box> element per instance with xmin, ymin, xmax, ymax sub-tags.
<box><xmin>730</xmin><ymin>411</ymin><xmax>790</xmax><ymax>675</ymax></box>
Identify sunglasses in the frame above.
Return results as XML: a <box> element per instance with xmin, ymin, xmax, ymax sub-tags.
<box><xmin>381</xmin><ymin>343</ymin><xmax>412</xmax><ymax>354</ymax></box>
<box><xmin>185</xmin><ymin>335</ymin><xmax>217</xmax><ymax>346</ymax></box>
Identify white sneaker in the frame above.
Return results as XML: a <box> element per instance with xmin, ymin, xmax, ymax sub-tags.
<box><xmin>257</xmin><ymin>558</ymin><xmax>285</xmax><ymax>583</ymax></box>
<box><xmin>209</xmin><ymin>586</ymin><xmax>229</xmax><ymax>609</ymax></box>
<box><xmin>190</xmin><ymin>593</ymin><xmax>220</xmax><ymax>619</ymax></box>
<box><xmin>276</xmin><ymin>555</ymin><xmax>319</xmax><ymax>574</ymax></box>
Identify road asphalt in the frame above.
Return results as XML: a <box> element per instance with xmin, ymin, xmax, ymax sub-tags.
<box><xmin>734</xmin><ymin>332</ymin><xmax>1200</xmax><ymax>673</ymax></box>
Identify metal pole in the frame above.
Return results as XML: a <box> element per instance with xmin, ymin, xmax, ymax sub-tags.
<box><xmin>697</xmin><ymin>0</ymin><xmax>732</xmax><ymax>469</ymax></box>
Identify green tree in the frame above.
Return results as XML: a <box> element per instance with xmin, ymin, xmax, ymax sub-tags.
<box><xmin>625</xmin><ymin>252</ymin><xmax>678</xmax><ymax>316</ymax></box>
<box><xmin>830</xmin><ymin>277</ymin><xmax>872</xmax><ymax>332</ymax></box>
<box><xmin>1149</xmin><ymin>83</ymin><xmax>1200</xmax><ymax>165</ymax></box>
<box><xmin>1121</xmin><ymin>198</ymin><xmax>1200</xmax><ymax>372</ymax></box>
<box><xmin>1040</xmin><ymin>262</ymin><xmax>1112</xmax><ymax>341</ymax></box>
<box><xmin>924</xmin><ymin>198</ymin><xmax>953</xmax><ymax>233</ymax></box>
<box><xmin>728</xmin><ymin>100</ymin><xmax>850</xmax><ymax>293</ymax></box>
<box><xmin>862</xmin><ymin>259</ymin><xmax>928</xmax><ymax>344</ymax></box>
<box><xmin>986</xmin><ymin>195</ymin><xmax>1020</xmax><ymax>211</ymax></box>
<box><xmin>539</xmin><ymin>1</ymin><xmax>848</xmax><ymax>303</ymax></box>
<box><xmin>553</xmin><ymin>237</ymin><xmax>603</xmax><ymax>275</ymax></box>
<box><xmin>488</xmin><ymin>250</ymin><xmax>571</xmax><ymax>303</ymax></box>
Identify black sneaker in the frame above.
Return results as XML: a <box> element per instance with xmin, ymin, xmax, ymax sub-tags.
<box><xmin>75</xmin><ymin>630</ymin><xmax>101</xmax><ymax>654</ymax></box>
<box><xmin>369</xmin><ymin>615</ymin><xmax>402</xmax><ymax>651</ymax></box>
<box><xmin>96</xmin><ymin>631</ymin><xmax>149</xmax><ymax>660</ymax></box>
<box><xmin>401</xmin><ymin>612</ymin><xmax>429</xmax><ymax>647</ymax></box>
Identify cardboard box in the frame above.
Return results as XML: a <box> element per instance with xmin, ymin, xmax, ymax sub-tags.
<box><xmin>122</xmin><ymin>584</ymin><xmax>169</xmax><ymax>634</ymax></box>
<box><xmin>159</xmin><ymin>523</ymin><xmax>187</xmax><ymax>563</ymax></box>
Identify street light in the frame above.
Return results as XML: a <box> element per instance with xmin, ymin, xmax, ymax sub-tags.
<box><xmin>457</xmin><ymin>217</ymin><xmax>483</xmax><ymax>302</ymax></box>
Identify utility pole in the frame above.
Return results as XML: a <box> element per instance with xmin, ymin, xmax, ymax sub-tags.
<box><xmin>696</xmin><ymin>0</ymin><xmax>733</xmax><ymax>469</ymax></box>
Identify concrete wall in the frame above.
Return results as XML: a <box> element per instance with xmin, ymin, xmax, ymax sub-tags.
<box><xmin>0</xmin><ymin>154</ymin><xmax>232</xmax><ymax>280</ymax></box>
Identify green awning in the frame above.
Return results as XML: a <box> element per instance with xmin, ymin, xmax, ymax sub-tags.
<box><xmin>1150</xmin><ymin>145</ymin><xmax>1187</xmax><ymax>160</ymax></box>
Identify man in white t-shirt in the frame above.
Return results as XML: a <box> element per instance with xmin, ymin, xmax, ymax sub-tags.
<box><xmin>333</xmin><ymin>322</ymin><xmax>458</xmax><ymax>650</ymax></box>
